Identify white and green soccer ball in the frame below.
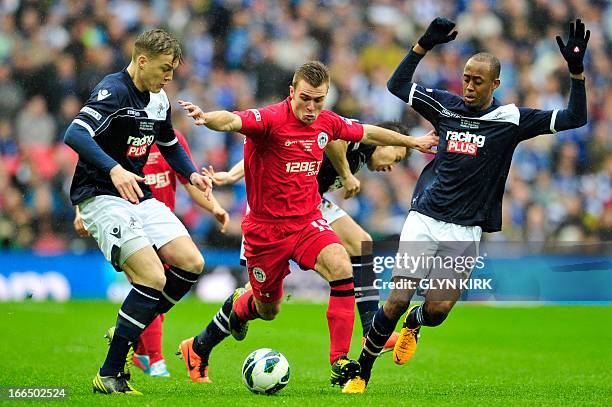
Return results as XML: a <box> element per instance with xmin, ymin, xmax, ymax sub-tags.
<box><xmin>242</xmin><ymin>348</ymin><xmax>290</xmax><ymax>395</ymax></box>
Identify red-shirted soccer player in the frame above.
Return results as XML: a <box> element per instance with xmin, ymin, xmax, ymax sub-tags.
<box><xmin>178</xmin><ymin>61</ymin><xmax>437</xmax><ymax>387</ymax></box>
<box><xmin>74</xmin><ymin>129</ymin><xmax>229</xmax><ymax>378</ymax></box>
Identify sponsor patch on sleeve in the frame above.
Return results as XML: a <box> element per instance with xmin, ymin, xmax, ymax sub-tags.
<box><xmin>248</xmin><ymin>108</ymin><xmax>262</xmax><ymax>122</ymax></box>
<box><xmin>80</xmin><ymin>106</ymin><xmax>102</xmax><ymax>121</ymax></box>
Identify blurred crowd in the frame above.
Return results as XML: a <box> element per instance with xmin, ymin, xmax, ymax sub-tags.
<box><xmin>0</xmin><ymin>0</ymin><xmax>610</xmax><ymax>255</ymax></box>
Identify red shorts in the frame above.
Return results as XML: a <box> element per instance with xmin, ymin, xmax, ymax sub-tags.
<box><xmin>242</xmin><ymin>214</ymin><xmax>341</xmax><ymax>303</ymax></box>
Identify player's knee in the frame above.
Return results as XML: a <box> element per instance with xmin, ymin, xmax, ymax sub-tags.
<box><xmin>330</xmin><ymin>259</ymin><xmax>352</xmax><ymax>280</ymax></box>
<box><xmin>143</xmin><ymin>272</ymin><xmax>166</xmax><ymax>291</ymax></box>
<box><xmin>320</xmin><ymin>245</ymin><xmax>352</xmax><ymax>280</ymax></box>
<box><xmin>345</xmin><ymin>231</ymin><xmax>372</xmax><ymax>257</ymax></box>
<box><xmin>192</xmin><ymin>253</ymin><xmax>205</xmax><ymax>275</ymax></box>
<box><xmin>257</xmin><ymin>303</ymin><xmax>280</xmax><ymax>320</ymax></box>
<box><xmin>181</xmin><ymin>251</ymin><xmax>205</xmax><ymax>275</ymax></box>
<box><xmin>361</xmin><ymin>230</ymin><xmax>373</xmax><ymax>243</ymax></box>
<box><xmin>155</xmin><ymin>273</ymin><xmax>167</xmax><ymax>290</ymax></box>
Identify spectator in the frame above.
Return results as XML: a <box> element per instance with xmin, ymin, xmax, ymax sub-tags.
<box><xmin>0</xmin><ymin>0</ymin><xmax>608</xmax><ymax>251</ymax></box>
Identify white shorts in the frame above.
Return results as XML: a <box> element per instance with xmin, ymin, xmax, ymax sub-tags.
<box><xmin>319</xmin><ymin>194</ymin><xmax>348</xmax><ymax>225</ymax></box>
<box><xmin>393</xmin><ymin>211</ymin><xmax>482</xmax><ymax>280</ymax></box>
<box><xmin>79</xmin><ymin>195</ymin><xmax>189</xmax><ymax>269</ymax></box>
<box><xmin>239</xmin><ymin>196</ymin><xmax>348</xmax><ymax>266</ymax></box>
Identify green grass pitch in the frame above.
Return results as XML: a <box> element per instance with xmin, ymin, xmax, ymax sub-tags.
<box><xmin>1</xmin><ymin>300</ymin><xmax>610</xmax><ymax>406</ymax></box>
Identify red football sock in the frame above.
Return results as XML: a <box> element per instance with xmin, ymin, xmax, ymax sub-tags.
<box><xmin>233</xmin><ymin>290</ymin><xmax>260</xmax><ymax>321</ymax></box>
<box><xmin>135</xmin><ymin>340</ymin><xmax>147</xmax><ymax>355</ymax></box>
<box><xmin>327</xmin><ymin>277</ymin><xmax>355</xmax><ymax>365</ymax></box>
<box><xmin>139</xmin><ymin>314</ymin><xmax>164</xmax><ymax>364</ymax></box>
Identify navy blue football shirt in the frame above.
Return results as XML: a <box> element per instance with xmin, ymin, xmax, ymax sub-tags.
<box><xmin>69</xmin><ymin>69</ymin><xmax>178</xmax><ymax>205</ymax></box>
<box><xmin>407</xmin><ymin>83</ymin><xmax>558</xmax><ymax>232</ymax></box>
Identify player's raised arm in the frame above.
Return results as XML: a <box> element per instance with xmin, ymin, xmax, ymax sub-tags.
<box><xmin>326</xmin><ymin>140</ymin><xmax>361</xmax><ymax>199</ymax></box>
<box><xmin>387</xmin><ymin>17</ymin><xmax>458</xmax><ymax>102</ymax></box>
<box><xmin>179</xmin><ymin>100</ymin><xmax>242</xmax><ymax>132</ymax></box>
<box><xmin>519</xmin><ymin>19</ymin><xmax>589</xmax><ymax>139</ymax></box>
<box><xmin>552</xmin><ymin>19</ymin><xmax>588</xmax><ymax>130</ymax></box>
<box><xmin>361</xmin><ymin>125</ymin><xmax>438</xmax><ymax>154</ymax></box>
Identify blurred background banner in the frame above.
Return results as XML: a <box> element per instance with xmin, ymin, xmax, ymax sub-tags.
<box><xmin>369</xmin><ymin>241</ymin><xmax>612</xmax><ymax>302</ymax></box>
<box><xmin>2</xmin><ymin>242</ymin><xmax>610</xmax><ymax>302</ymax></box>
<box><xmin>0</xmin><ymin>249</ymin><xmax>242</xmax><ymax>302</ymax></box>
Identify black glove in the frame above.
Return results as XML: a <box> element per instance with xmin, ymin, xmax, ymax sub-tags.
<box><xmin>556</xmin><ymin>19</ymin><xmax>590</xmax><ymax>75</ymax></box>
<box><xmin>418</xmin><ymin>17</ymin><xmax>458</xmax><ymax>50</ymax></box>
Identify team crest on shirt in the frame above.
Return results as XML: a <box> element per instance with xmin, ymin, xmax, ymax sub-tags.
<box><xmin>317</xmin><ymin>132</ymin><xmax>329</xmax><ymax>149</ymax></box>
<box><xmin>252</xmin><ymin>267</ymin><xmax>266</xmax><ymax>283</ymax></box>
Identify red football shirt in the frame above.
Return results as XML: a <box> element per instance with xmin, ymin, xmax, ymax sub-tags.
<box><xmin>144</xmin><ymin>129</ymin><xmax>194</xmax><ymax>211</ymax></box>
<box><xmin>236</xmin><ymin>97</ymin><xmax>363</xmax><ymax>220</ymax></box>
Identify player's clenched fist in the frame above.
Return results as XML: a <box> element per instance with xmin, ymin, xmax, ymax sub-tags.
<box><xmin>418</xmin><ymin>17</ymin><xmax>458</xmax><ymax>50</ymax></box>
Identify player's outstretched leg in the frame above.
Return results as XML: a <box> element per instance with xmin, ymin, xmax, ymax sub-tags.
<box><xmin>178</xmin><ymin>288</ymin><xmax>243</xmax><ymax>382</ymax></box>
<box><xmin>155</xmin><ymin>265</ymin><xmax>201</xmax><ymax>314</ymax></box>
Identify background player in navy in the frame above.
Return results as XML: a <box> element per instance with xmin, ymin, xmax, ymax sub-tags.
<box><xmin>63</xmin><ymin>29</ymin><xmax>212</xmax><ymax>395</ymax></box>
<box><xmin>176</xmin><ymin>122</ymin><xmax>437</xmax><ymax>383</ymax></box>
<box><xmin>343</xmin><ymin>17</ymin><xmax>589</xmax><ymax>393</ymax></box>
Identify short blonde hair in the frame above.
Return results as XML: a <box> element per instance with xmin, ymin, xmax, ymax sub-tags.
<box><xmin>133</xmin><ymin>29</ymin><xmax>183</xmax><ymax>64</ymax></box>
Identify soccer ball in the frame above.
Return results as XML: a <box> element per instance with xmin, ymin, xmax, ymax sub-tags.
<box><xmin>242</xmin><ymin>348</ymin><xmax>290</xmax><ymax>395</ymax></box>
